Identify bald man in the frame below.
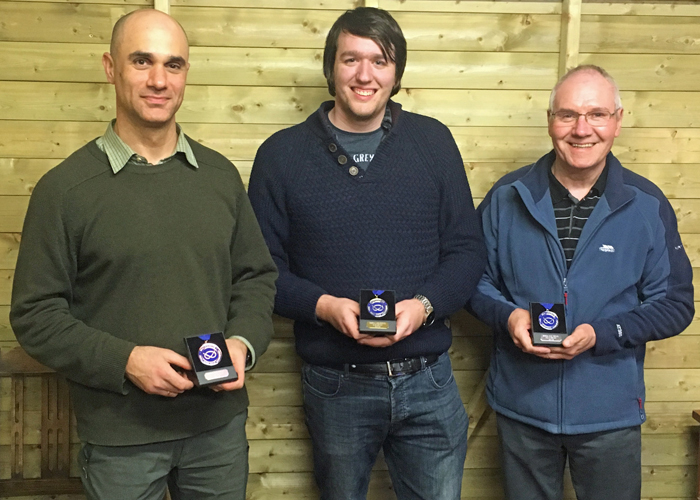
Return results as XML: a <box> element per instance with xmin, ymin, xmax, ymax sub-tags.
<box><xmin>10</xmin><ymin>9</ymin><xmax>277</xmax><ymax>500</ymax></box>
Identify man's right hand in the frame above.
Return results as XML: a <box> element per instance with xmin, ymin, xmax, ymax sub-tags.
<box><xmin>507</xmin><ymin>308</ymin><xmax>551</xmax><ymax>357</ymax></box>
<box><xmin>125</xmin><ymin>346</ymin><xmax>194</xmax><ymax>397</ymax></box>
<box><xmin>316</xmin><ymin>294</ymin><xmax>369</xmax><ymax>341</ymax></box>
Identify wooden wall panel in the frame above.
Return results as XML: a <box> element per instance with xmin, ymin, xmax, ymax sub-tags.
<box><xmin>173</xmin><ymin>0</ymin><xmax>359</xmax><ymax>9</ymax></box>
<box><xmin>580</xmin><ymin>15</ymin><xmax>700</xmax><ymax>54</ymax></box>
<box><xmin>175</xmin><ymin>8</ymin><xmax>561</xmax><ymax>52</ymax></box>
<box><xmin>0</xmin><ymin>2</ymin><xmax>137</xmax><ymax>44</ymax></box>
<box><xmin>378</xmin><ymin>0</ymin><xmax>562</xmax><ymax>15</ymax></box>
<box><xmin>578</xmin><ymin>53</ymin><xmax>700</xmax><ymax>91</ymax></box>
<box><xmin>2</xmin><ymin>1</ymin><xmax>700</xmax><ymax>499</ymax></box>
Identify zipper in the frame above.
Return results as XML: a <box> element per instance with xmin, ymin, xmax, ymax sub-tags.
<box><xmin>638</xmin><ymin>397</ymin><xmax>646</xmax><ymax>422</ymax></box>
<box><xmin>559</xmin><ymin>276</ymin><xmax>569</xmax><ymax>434</ymax></box>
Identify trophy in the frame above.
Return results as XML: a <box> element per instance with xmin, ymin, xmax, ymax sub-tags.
<box><xmin>183</xmin><ymin>332</ymin><xmax>238</xmax><ymax>386</ymax></box>
<box><xmin>529</xmin><ymin>302</ymin><xmax>568</xmax><ymax>346</ymax></box>
<box><xmin>359</xmin><ymin>289</ymin><xmax>397</xmax><ymax>336</ymax></box>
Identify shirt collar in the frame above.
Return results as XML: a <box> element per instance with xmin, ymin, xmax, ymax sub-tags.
<box><xmin>548</xmin><ymin>164</ymin><xmax>608</xmax><ymax>203</ymax></box>
<box><xmin>322</xmin><ymin>104</ymin><xmax>393</xmax><ymax>135</ymax></box>
<box><xmin>96</xmin><ymin>120</ymin><xmax>199</xmax><ymax>174</ymax></box>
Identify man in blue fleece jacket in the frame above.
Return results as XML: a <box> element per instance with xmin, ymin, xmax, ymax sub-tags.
<box><xmin>469</xmin><ymin>65</ymin><xmax>694</xmax><ymax>500</ymax></box>
<box><xmin>248</xmin><ymin>7</ymin><xmax>486</xmax><ymax>500</ymax></box>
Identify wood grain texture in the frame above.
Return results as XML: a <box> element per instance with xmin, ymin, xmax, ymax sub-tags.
<box><xmin>174</xmin><ymin>7</ymin><xmax>560</xmax><ymax>52</ymax></box>
<box><xmin>558</xmin><ymin>0</ymin><xmax>581</xmax><ymax>76</ymax></box>
<box><xmin>0</xmin><ymin>2</ymin><xmax>137</xmax><ymax>44</ymax></box>
<box><xmin>579</xmin><ymin>53</ymin><xmax>700</xmax><ymax>91</ymax></box>
<box><xmin>580</xmin><ymin>15</ymin><xmax>700</xmax><ymax>54</ymax></box>
<box><xmin>378</xmin><ymin>0</ymin><xmax>561</xmax><ymax>14</ymax></box>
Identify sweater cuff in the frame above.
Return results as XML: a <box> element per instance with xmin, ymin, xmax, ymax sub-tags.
<box><xmin>231</xmin><ymin>335</ymin><xmax>255</xmax><ymax>370</ymax></box>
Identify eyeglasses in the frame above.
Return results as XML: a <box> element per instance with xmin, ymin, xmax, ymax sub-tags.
<box><xmin>549</xmin><ymin>109</ymin><xmax>620</xmax><ymax>127</ymax></box>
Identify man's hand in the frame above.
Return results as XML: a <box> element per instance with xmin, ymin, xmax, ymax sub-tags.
<box><xmin>210</xmin><ymin>338</ymin><xmax>248</xmax><ymax>392</ymax></box>
<box><xmin>316</xmin><ymin>294</ymin><xmax>368</xmax><ymax>340</ymax></box>
<box><xmin>358</xmin><ymin>298</ymin><xmax>425</xmax><ymax>348</ymax></box>
<box><xmin>507</xmin><ymin>308</ymin><xmax>551</xmax><ymax>357</ymax></box>
<box><xmin>547</xmin><ymin>323</ymin><xmax>596</xmax><ymax>360</ymax></box>
<box><xmin>125</xmin><ymin>346</ymin><xmax>194</xmax><ymax>397</ymax></box>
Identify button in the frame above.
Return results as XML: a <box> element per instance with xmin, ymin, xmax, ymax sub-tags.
<box><xmin>328</xmin><ymin>143</ymin><xmax>337</xmax><ymax>153</ymax></box>
<box><xmin>338</xmin><ymin>155</ymin><xmax>347</xmax><ymax>165</ymax></box>
<box><xmin>349</xmin><ymin>166</ymin><xmax>359</xmax><ymax>176</ymax></box>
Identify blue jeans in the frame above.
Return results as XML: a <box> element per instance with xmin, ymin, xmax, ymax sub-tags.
<box><xmin>302</xmin><ymin>352</ymin><xmax>468</xmax><ymax>500</ymax></box>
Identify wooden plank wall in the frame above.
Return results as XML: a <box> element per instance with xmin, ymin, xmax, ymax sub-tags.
<box><xmin>1</xmin><ymin>0</ymin><xmax>700</xmax><ymax>498</ymax></box>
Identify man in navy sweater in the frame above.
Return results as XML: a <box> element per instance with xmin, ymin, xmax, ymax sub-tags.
<box><xmin>469</xmin><ymin>65</ymin><xmax>694</xmax><ymax>499</ymax></box>
<box><xmin>248</xmin><ymin>7</ymin><xmax>485</xmax><ymax>500</ymax></box>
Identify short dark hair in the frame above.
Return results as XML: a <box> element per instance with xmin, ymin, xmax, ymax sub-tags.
<box><xmin>323</xmin><ymin>7</ymin><xmax>407</xmax><ymax>97</ymax></box>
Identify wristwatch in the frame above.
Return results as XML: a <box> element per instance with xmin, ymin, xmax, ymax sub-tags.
<box><xmin>414</xmin><ymin>294</ymin><xmax>435</xmax><ymax>326</ymax></box>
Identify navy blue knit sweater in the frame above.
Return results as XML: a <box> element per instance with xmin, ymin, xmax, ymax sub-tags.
<box><xmin>248</xmin><ymin>101</ymin><xmax>486</xmax><ymax>365</ymax></box>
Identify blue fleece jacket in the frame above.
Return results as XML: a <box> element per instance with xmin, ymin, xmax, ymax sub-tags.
<box><xmin>248</xmin><ymin>101</ymin><xmax>486</xmax><ymax>366</ymax></box>
<box><xmin>469</xmin><ymin>150</ymin><xmax>694</xmax><ymax>434</ymax></box>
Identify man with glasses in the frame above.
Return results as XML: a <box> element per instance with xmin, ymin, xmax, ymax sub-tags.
<box><xmin>469</xmin><ymin>65</ymin><xmax>694</xmax><ymax>499</ymax></box>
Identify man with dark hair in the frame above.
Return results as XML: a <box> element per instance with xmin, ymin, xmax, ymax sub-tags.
<box><xmin>248</xmin><ymin>7</ymin><xmax>485</xmax><ymax>500</ymax></box>
<box><xmin>10</xmin><ymin>9</ymin><xmax>277</xmax><ymax>500</ymax></box>
<box><xmin>469</xmin><ymin>65</ymin><xmax>694</xmax><ymax>500</ymax></box>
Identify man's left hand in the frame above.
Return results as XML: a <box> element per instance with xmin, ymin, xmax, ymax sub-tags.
<box><xmin>546</xmin><ymin>323</ymin><xmax>596</xmax><ymax>360</ymax></box>
<box><xmin>210</xmin><ymin>338</ymin><xmax>248</xmax><ymax>392</ymax></box>
<box><xmin>358</xmin><ymin>298</ymin><xmax>425</xmax><ymax>348</ymax></box>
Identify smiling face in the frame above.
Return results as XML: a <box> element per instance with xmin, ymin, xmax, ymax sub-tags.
<box><xmin>548</xmin><ymin>70</ymin><xmax>622</xmax><ymax>178</ymax></box>
<box><xmin>328</xmin><ymin>32</ymin><xmax>396</xmax><ymax>133</ymax></box>
<box><xmin>102</xmin><ymin>10</ymin><xmax>190</xmax><ymax>135</ymax></box>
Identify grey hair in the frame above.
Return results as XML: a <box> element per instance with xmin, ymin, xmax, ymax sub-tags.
<box><xmin>549</xmin><ymin>65</ymin><xmax>622</xmax><ymax>111</ymax></box>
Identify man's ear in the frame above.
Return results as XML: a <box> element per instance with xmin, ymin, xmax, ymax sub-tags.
<box><xmin>102</xmin><ymin>52</ymin><xmax>115</xmax><ymax>84</ymax></box>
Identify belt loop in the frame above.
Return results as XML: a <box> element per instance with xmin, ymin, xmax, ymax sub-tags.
<box><xmin>420</xmin><ymin>356</ymin><xmax>427</xmax><ymax>369</ymax></box>
<box><xmin>344</xmin><ymin>364</ymin><xmax>351</xmax><ymax>375</ymax></box>
<box><xmin>386</xmin><ymin>361</ymin><xmax>393</xmax><ymax>376</ymax></box>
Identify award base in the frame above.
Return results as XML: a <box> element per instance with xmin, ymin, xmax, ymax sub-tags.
<box><xmin>184</xmin><ymin>332</ymin><xmax>238</xmax><ymax>387</ymax></box>
<box><xmin>529</xmin><ymin>302</ymin><xmax>568</xmax><ymax>346</ymax></box>
<box><xmin>359</xmin><ymin>289</ymin><xmax>397</xmax><ymax>336</ymax></box>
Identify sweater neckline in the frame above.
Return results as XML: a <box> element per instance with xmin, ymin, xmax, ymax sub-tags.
<box><xmin>310</xmin><ymin>101</ymin><xmax>402</xmax><ymax>184</ymax></box>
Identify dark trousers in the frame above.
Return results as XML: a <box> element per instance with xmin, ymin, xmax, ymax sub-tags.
<box><xmin>78</xmin><ymin>411</ymin><xmax>249</xmax><ymax>500</ymax></box>
<box><xmin>496</xmin><ymin>413</ymin><xmax>641</xmax><ymax>500</ymax></box>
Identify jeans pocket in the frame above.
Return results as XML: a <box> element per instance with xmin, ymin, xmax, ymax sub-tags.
<box><xmin>302</xmin><ymin>364</ymin><xmax>342</xmax><ymax>398</ymax></box>
<box><xmin>427</xmin><ymin>355</ymin><xmax>455</xmax><ymax>389</ymax></box>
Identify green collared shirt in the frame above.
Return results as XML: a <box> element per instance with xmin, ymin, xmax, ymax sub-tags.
<box><xmin>96</xmin><ymin>120</ymin><xmax>199</xmax><ymax>173</ymax></box>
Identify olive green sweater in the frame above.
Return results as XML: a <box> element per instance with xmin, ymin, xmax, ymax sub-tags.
<box><xmin>11</xmin><ymin>139</ymin><xmax>277</xmax><ymax>445</ymax></box>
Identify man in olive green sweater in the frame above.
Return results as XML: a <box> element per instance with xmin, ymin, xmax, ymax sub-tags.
<box><xmin>10</xmin><ymin>9</ymin><xmax>277</xmax><ymax>500</ymax></box>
